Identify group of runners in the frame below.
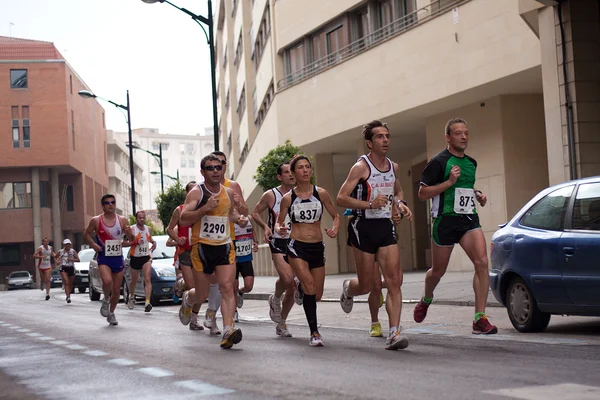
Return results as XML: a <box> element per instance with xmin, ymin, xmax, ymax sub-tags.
<box><xmin>34</xmin><ymin>116</ymin><xmax>498</xmax><ymax>349</ymax></box>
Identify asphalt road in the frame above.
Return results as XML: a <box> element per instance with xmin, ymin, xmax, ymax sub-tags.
<box><xmin>1</xmin><ymin>289</ymin><xmax>599</xmax><ymax>400</ymax></box>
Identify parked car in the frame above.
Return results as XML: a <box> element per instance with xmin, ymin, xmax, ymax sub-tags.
<box><xmin>126</xmin><ymin>235</ymin><xmax>177</xmax><ymax>306</ymax></box>
<box><xmin>50</xmin><ymin>269</ymin><xmax>62</xmax><ymax>288</ymax></box>
<box><xmin>7</xmin><ymin>271</ymin><xmax>34</xmax><ymax>290</ymax></box>
<box><xmin>73</xmin><ymin>248</ymin><xmax>94</xmax><ymax>293</ymax></box>
<box><xmin>490</xmin><ymin>176</ymin><xmax>600</xmax><ymax>333</ymax></box>
<box><xmin>88</xmin><ymin>247</ymin><xmax>130</xmax><ymax>302</ymax></box>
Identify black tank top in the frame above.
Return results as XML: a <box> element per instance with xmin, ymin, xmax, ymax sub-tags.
<box><xmin>288</xmin><ymin>186</ymin><xmax>323</xmax><ymax>224</ymax></box>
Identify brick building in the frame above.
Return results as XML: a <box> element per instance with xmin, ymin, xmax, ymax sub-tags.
<box><xmin>0</xmin><ymin>36</ymin><xmax>109</xmax><ymax>282</ymax></box>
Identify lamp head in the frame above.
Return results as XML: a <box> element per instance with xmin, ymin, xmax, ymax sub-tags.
<box><xmin>141</xmin><ymin>0</ymin><xmax>165</xmax><ymax>3</ymax></box>
<box><xmin>78</xmin><ymin>90</ymin><xmax>96</xmax><ymax>99</ymax></box>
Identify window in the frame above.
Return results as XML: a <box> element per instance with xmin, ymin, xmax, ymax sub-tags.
<box><xmin>152</xmin><ymin>142</ymin><xmax>169</xmax><ymax>151</ymax></box>
<box><xmin>231</xmin><ymin>0</ymin><xmax>238</xmax><ymax>17</ymax></box>
<box><xmin>571</xmin><ymin>183</ymin><xmax>600</xmax><ymax>231</ymax></box>
<box><xmin>0</xmin><ymin>244</ymin><xmax>20</xmax><ymax>266</ymax></box>
<box><xmin>66</xmin><ymin>185</ymin><xmax>74</xmax><ymax>211</ymax></box>
<box><xmin>351</xmin><ymin>6</ymin><xmax>370</xmax><ymax>44</ymax></box>
<box><xmin>11</xmin><ymin>106</ymin><xmax>19</xmax><ymax>148</ymax></box>
<box><xmin>377</xmin><ymin>0</ymin><xmax>394</xmax><ymax>29</ymax></box>
<box><xmin>22</xmin><ymin>106</ymin><xmax>30</xmax><ymax>148</ymax></box>
<box><xmin>10</xmin><ymin>69</ymin><xmax>27</xmax><ymax>89</ymax></box>
<box><xmin>233</xmin><ymin>31</ymin><xmax>243</xmax><ymax>68</ymax></box>
<box><xmin>188</xmin><ymin>158</ymin><xmax>195</xmax><ymax>168</ymax></box>
<box><xmin>223</xmin><ymin>45</ymin><xmax>228</xmax><ymax>68</ymax></box>
<box><xmin>0</xmin><ymin>182</ymin><xmax>32</xmax><ymax>209</ymax></box>
<box><xmin>520</xmin><ymin>185</ymin><xmax>574</xmax><ymax>231</ymax></box>
<box><xmin>225</xmin><ymin>88</ymin><xmax>230</xmax><ymax>109</ymax></box>
<box><xmin>253</xmin><ymin>4</ymin><xmax>271</xmax><ymax>70</ymax></box>
<box><xmin>286</xmin><ymin>41</ymin><xmax>305</xmax><ymax>75</ymax></box>
<box><xmin>70</xmin><ymin>75</ymin><xmax>73</xmax><ymax>94</ymax></box>
<box><xmin>181</xmin><ymin>159</ymin><xmax>187</xmax><ymax>168</ymax></box>
<box><xmin>40</xmin><ymin>181</ymin><xmax>50</xmax><ymax>208</ymax></box>
<box><xmin>71</xmin><ymin>110</ymin><xmax>76</xmax><ymax>150</ymax></box>
<box><xmin>254</xmin><ymin>82</ymin><xmax>275</xmax><ymax>130</ymax></box>
<box><xmin>326</xmin><ymin>25</ymin><xmax>344</xmax><ymax>55</ymax></box>
<box><xmin>180</xmin><ymin>142</ymin><xmax>195</xmax><ymax>154</ymax></box>
<box><xmin>237</xmin><ymin>85</ymin><xmax>246</xmax><ymax>121</ymax></box>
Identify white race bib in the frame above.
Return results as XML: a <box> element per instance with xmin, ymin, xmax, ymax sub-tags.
<box><xmin>200</xmin><ymin>216</ymin><xmax>228</xmax><ymax>241</ymax></box>
<box><xmin>454</xmin><ymin>188</ymin><xmax>476</xmax><ymax>214</ymax></box>
<box><xmin>134</xmin><ymin>243</ymin><xmax>149</xmax><ymax>257</ymax></box>
<box><xmin>105</xmin><ymin>239</ymin><xmax>122</xmax><ymax>256</ymax></box>
<box><xmin>283</xmin><ymin>215</ymin><xmax>292</xmax><ymax>234</ymax></box>
<box><xmin>235</xmin><ymin>237</ymin><xmax>252</xmax><ymax>257</ymax></box>
<box><xmin>365</xmin><ymin>187</ymin><xmax>394</xmax><ymax>219</ymax></box>
<box><xmin>293</xmin><ymin>202</ymin><xmax>320</xmax><ymax>223</ymax></box>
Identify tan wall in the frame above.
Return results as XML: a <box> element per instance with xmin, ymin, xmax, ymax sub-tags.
<box><xmin>313</xmin><ymin>153</ymin><xmax>339</xmax><ymax>275</ymax></box>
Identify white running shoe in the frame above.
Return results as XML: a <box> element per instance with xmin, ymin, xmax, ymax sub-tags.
<box><xmin>340</xmin><ymin>279</ymin><xmax>354</xmax><ymax>313</ymax></box>
<box><xmin>100</xmin><ymin>298</ymin><xmax>110</xmax><ymax>317</ymax></box>
<box><xmin>127</xmin><ymin>297</ymin><xmax>135</xmax><ymax>310</ymax></box>
<box><xmin>107</xmin><ymin>313</ymin><xmax>118</xmax><ymax>326</ymax></box>
<box><xmin>237</xmin><ymin>291</ymin><xmax>244</xmax><ymax>309</ymax></box>
<box><xmin>268</xmin><ymin>294</ymin><xmax>282</xmax><ymax>323</ymax></box>
<box><xmin>276</xmin><ymin>322</ymin><xmax>292</xmax><ymax>337</ymax></box>
<box><xmin>178</xmin><ymin>292</ymin><xmax>192</xmax><ymax>326</ymax></box>
<box><xmin>309</xmin><ymin>332</ymin><xmax>324</xmax><ymax>347</ymax></box>
<box><xmin>385</xmin><ymin>331</ymin><xmax>409</xmax><ymax>350</ymax></box>
<box><xmin>294</xmin><ymin>277</ymin><xmax>304</xmax><ymax>306</ymax></box>
<box><xmin>204</xmin><ymin>309</ymin><xmax>221</xmax><ymax>335</ymax></box>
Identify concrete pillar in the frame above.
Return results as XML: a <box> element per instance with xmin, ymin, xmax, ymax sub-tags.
<box><xmin>31</xmin><ymin>167</ymin><xmax>41</xmax><ymax>287</ymax></box>
<box><xmin>313</xmin><ymin>153</ymin><xmax>340</xmax><ymax>275</ymax></box>
<box><xmin>51</xmin><ymin>169</ymin><xmax>62</xmax><ymax>247</ymax></box>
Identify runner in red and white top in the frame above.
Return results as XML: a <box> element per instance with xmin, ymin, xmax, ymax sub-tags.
<box><xmin>33</xmin><ymin>237</ymin><xmax>55</xmax><ymax>300</ymax></box>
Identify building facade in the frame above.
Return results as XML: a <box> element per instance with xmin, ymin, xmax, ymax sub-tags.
<box><xmin>0</xmin><ymin>37</ymin><xmax>109</xmax><ymax>281</ymax></box>
<box><xmin>114</xmin><ymin>127</ymin><xmax>215</xmax><ymax>210</ymax></box>
<box><xmin>214</xmin><ymin>0</ymin><xmax>600</xmax><ymax>274</ymax></box>
<box><xmin>106</xmin><ymin>130</ymin><xmax>144</xmax><ymax>217</ymax></box>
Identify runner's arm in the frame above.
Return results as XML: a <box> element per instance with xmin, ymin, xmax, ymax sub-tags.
<box><xmin>417</xmin><ymin>159</ymin><xmax>451</xmax><ymax>200</ymax></box>
<box><xmin>84</xmin><ymin>218</ymin><xmax>102</xmax><ymax>252</ymax></box>
<box><xmin>251</xmin><ymin>191</ymin><xmax>273</xmax><ymax>231</ymax></box>
<box><xmin>180</xmin><ymin>186</ymin><xmax>208</xmax><ymax>226</ymax></box>
<box><xmin>319</xmin><ymin>188</ymin><xmax>340</xmax><ymax>237</ymax></box>
<box><xmin>33</xmin><ymin>248</ymin><xmax>42</xmax><ymax>259</ymax></box>
<box><xmin>166</xmin><ymin>207</ymin><xmax>181</xmax><ymax>241</ymax></box>
<box><xmin>392</xmin><ymin>163</ymin><xmax>412</xmax><ymax>220</ymax></box>
<box><xmin>229</xmin><ymin>181</ymin><xmax>249</xmax><ymax>216</ymax></box>
<box><xmin>72</xmin><ymin>250</ymin><xmax>80</xmax><ymax>263</ymax></box>
<box><xmin>275</xmin><ymin>194</ymin><xmax>292</xmax><ymax>236</ymax></box>
<box><xmin>227</xmin><ymin>188</ymin><xmax>244</xmax><ymax>224</ymax></box>
<box><xmin>121</xmin><ymin>217</ymin><xmax>134</xmax><ymax>241</ymax></box>
<box><xmin>148</xmin><ymin>232</ymin><xmax>157</xmax><ymax>252</ymax></box>
<box><xmin>336</xmin><ymin>162</ymin><xmax>371</xmax><ymax>209</ymax></box>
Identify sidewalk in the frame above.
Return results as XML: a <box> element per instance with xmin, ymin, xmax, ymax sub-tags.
<box><xmin>244</xmin><ymin>270</ymin><xmax>502</xmax><ymax>308</ymax></box>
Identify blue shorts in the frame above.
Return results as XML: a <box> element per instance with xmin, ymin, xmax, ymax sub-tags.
<box><xmin>97</xmin><ymin>255</ymin><xmax>124</xmax><ymax>273</ymax></box>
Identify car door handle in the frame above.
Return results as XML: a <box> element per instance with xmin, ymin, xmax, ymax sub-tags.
<box><xmin>563</xmin><ymin>247</ymin><xmax>575</xmax><ymax>256</ymax></box>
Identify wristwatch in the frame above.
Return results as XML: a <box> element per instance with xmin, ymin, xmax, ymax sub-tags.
<box><xmin>397</xmin><ymin>199</ymin><xmax>407</xmax><ymax>207</ymax></box>
<box><xmin>369</xmin><ymin>201</ymin><xmax>373</xmax><ymax>209</ymax></box>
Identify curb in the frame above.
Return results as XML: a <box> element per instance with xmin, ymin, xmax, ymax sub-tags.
<box><xmin>242</xmin><ymin>293</ymin><xmax>503</xmax><ymax>308</ymax></box>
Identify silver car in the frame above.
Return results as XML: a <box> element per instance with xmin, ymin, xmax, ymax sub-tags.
<box><xmin>7</xmin><ymin>271</ymin><xmax>34</xmax><ymax>290</ymax></box>
<box><xmin>88</xmin><ymin>247</ymin><xmax>130</xmax><ymax>302</ymax></box>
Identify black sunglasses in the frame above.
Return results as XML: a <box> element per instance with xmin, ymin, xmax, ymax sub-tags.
<box><xmin>103</xmin><ymin>200</ymin><xmax>116</xmax><ymax>205</ymax></box>
<box><xmin>204</xmin><ymin>165</ymin><xmax>223</xmax><ymax>171</ymax></box>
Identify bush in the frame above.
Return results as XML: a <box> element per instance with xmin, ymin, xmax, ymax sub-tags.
<box><xmin>253</xmin><ymin>140</ymin><xmax>312</xmax><ymax>191</ymax></box>
<box><xmin>155</xmin><ymin>181</ymin><xmax>187</xmax><ymax>230</ymax></box>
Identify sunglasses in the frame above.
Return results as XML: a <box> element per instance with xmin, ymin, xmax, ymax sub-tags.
<box><xmin>103</xmin><ymin>200</ymin><xmax>116</xmax><ymax>205</ymax></box>
<box><xmin>204</xmin><ymin>165</ymin><xmax>223</xmax><ymax>171</ymax></box>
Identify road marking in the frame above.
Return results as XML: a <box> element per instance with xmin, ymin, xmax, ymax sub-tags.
<box><xmin>36</xmin><ymin>336</ymin><xmax>55</xmax><ymax>341</ymax></box>
<box><xmin>8</xmin><ymin>326</ymin><xmax>21</xmax><ymax>330</ymax></box>
<box><xmin>84</xmin><ymin>350</ymin><xmax>108</xmax><ymax>357</ymax></box>
<box><xmin>137</xmin><ymin>367</ymin><xmax>174</xmax><ymax>378</ymax></box>
<box><xmin>174</xmin><ymin>380</ymin><xmax>235</xmax><ymax>396</ymax></box>
<box><xmin>107</xmin><ymin>358</ymin><xmax>139</xmax><ymax>366</ymax></box>
<box><xmin>484</xmin><ymin>383</ymin><xmax>600</xmax><ymax>400</ymax></box>
<box><xmin>27</xmin><ymin>333</ymin><xmax>43</xmax><ymax>337</ymax></box>
<box><xmin>17</xmin><ymin>328</ymin><xmax>31</xmax><ymax>333</ymax></box>
<box><xmin>50</xmin><ymin>340</ymin><xmax>69</xmax><ymax>345</ymax></box>
<box><xmin>66</xmin><ymin>344</ymin><xmax>87</xmax><ymax>350</ymax></box>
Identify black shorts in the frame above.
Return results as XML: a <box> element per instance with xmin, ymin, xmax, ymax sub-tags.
<box><xmin>432</xmin><ymin>214</ymin><xmax>481</xmax><ymax>246</ymax></box>
<box><xmin>60</xmin><ymin>265</ymin><xmax>75</xmax><ymax>277</ymax></box>
<box><xmin>347</xmin><ymin>217</ymin><xmax>397</xmax><ymax>254</ymax></box>
<box><xmin>191</xmin><ymin>243</ymin><xmax>236</xmax><ymax>275</ymax></box>
<box><xmin>287</xmin><ymin>239</ymin><xmax>325</xmax><ymax>270</ymax></box>
<box><xmin>178</xmin><ymin>249</ymin><xmax>192</xmax><ymax>267</ymax></box>
<box><xmin>236</xmin><ymin>261</ymin><xmax>255</xmax><ymax>279</ymax></box>
<box><xmin>130</xmin><ymin>255</ymin><xmax>151</xmax><ymax>270</ymax></box>
<box><xmin>269</xmin><ymin>238</ymin><xmax>289</xmax><ymax>263</ymax></box>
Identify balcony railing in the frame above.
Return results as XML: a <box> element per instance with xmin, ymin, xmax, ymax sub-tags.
<box><xmin>277</xmin><ymin>0</ymin><xmax>469</xmax><ymax>91</ymax></box>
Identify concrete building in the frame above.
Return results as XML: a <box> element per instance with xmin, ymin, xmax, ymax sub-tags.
<box><xmin>106</xmin><ymin>130</ymin><xmax>144</xmax><ymax>217</ymax></box>
<box><xmin>114</xmin><ymin>127</ymin><xmax>215</xmax><ymax>210</ymax></box>
<box><xmin>0</xmin><ymin>36</ymin><xmax>109</xmax><ymax>280</ymax></box>
<box><xmin>214</xmin><ymin>0</ymin><xmax>600</xmax><ymax>274</ymax></box>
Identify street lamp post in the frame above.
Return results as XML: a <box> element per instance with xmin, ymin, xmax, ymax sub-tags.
<box><xmin>141</xmin><ymin>0</ymin><xmax>219</xmax><ymax>151</ymax></box>
<box><xmin>128</xmin><ymin>143</ymin><xmax>165</xmax><ymax>193</ymax></box>
<box><xmin>78</xmin><ymin>89</ymin><xmax>136</xmax><ymax>216</ymax></box>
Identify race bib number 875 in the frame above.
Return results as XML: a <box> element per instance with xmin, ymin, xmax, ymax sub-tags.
<box><xmin>454</xmin><ymin>188</ymin><xmax>476</xmax><ymax>214</ymax></box>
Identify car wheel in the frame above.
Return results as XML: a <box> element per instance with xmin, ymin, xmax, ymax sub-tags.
<box><xmin>89</xmin><ymin>280</ymin><xmax>100</xmax><ymax>301</ymax></box>
<box><xmin>78</xmin><ymin>286</ymin><xmax>86</xmax><ymax>293</ymax></box>
<box><xmin>506</xmin><ymin>277</ymin><xmax>551</xmax><ymax>333</ymax></box>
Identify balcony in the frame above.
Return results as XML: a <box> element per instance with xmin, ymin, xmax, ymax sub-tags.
<box><xmin>277</xmin><ymin>0</ymin><xmax>469</xmax><ymax>91</ymax></box>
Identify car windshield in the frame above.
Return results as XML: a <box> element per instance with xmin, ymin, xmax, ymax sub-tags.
<box><xmin>10</xmin><ymin>272</ymin><xmax>29</xmax><ymax>278</ymax></box>
<box><xmin>78</xmin><ymin>249</ymin><xmax>95</xmax><ymax>262</ymax></box>
<box><xmin>150</xmin><ymin>236</ymin><xmax>175</xmax><ymax>260</ymax></box>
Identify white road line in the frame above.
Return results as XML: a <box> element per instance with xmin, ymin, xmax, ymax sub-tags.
<box><xmin>36</xmin><ymin>336</ymin><xmax>55</xmax><ymax>341</ymax></box>
<box><xmin>84</xmin><ymin>350</ymin><xmax>108</xmax><ymax>357</ymax></box>
<box><xmin>27</xmin><ymin>333</ymin><xmax>43</xmax><ymax>337</ymax></box>
<box><xmin>483</xmin><ymin>383</ymin><xmax>600</xmax><ymax>400</ymax></box>
<box><xmin>174</xmin><ymin>380</ymin><xmax>235</xmax><ymax>396</ymax></box>
<box><xmin>0</xmin><ymin>321</ymin><xmax>4</xmax><ymax>323</ymax></box>
<box><xmin>17</xmin><ymin>328</ymin><xmax>31</xmax><ymax>333</ymax></box>
<box><xmin>50</xmin><ymin>340</ymin><xmax>69</xmax><ymax>345</ymax></box>
<box><xmin>65</xmin><ymin>344</ymin><xmax>87</xmax><ymax>350</ymax></box>
<box><xmin>106</xmin><ymin>358</ymin><xmax>139</xmax><ymax>366</ymax></box>
<box><xmin>8</xmin><ymin>326</ymin><xmax>21</xmax><ymax>330</ymax></box>
<box><xmin>137</xmin><ymin>367</ymin><xmax>174</xmax><ymax>378</ymax></box>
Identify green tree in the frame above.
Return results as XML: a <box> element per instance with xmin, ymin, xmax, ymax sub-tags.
<box><xmin>253</xmin><ymin>140</ymin><xmax>311</xmax><ymax>191</ymax></box>
<box><xmin>127</xmin><ymin>215</ymin><xmax>162</xmax><ymax>236</ymax></box>
<box><xmin>155</xmin><ymin>181</ymin><xmax>186</xmax><ymax>230</ymax></box>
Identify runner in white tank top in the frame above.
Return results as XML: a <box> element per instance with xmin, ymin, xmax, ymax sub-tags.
<box><xmin>33</xmin><ymin>238</ymin><xmax>55</xmax><ymax>300</ymax></box>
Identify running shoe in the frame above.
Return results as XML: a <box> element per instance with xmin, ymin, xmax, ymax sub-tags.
<box><xmin>107</xmin><ymin>313</ymin><xmax>118</xmax><ymax>326</ymax></box>
<box><xmin>237</xmin><ymin>291</ymin><xmax>244</xmax><ymax>309</ymax></box>
<box><xmin>268</xmin><ymin>294</ymin><xmax>282</xmax><ymax>323</ymax></box>
<box><xmin>309</xmin><ymin>332</ymin><xmax>324</xmax><ymax>347</ymax></box>
<box><xmin>234</xmin><ymin>310</ymin><xmax>239</xmax><ymax>323</ymax></box>
<box><xmin>66</xmin><ymin>297</ymin><xmax>71</xmax><ymax>304</ymax></box>
<box><xmin>220</xmin><ymin>328</ymin><xmax>243</xmax><ymax>349</ymax></box>
<box><xmin>178</xmin><ymin>291</ymin><xmax>192</xmax><ymax>326</ymax></box>
<box><xmin>173</xmin><ymin>276</ymin><xmax>185</xmax><ymax>298</ymax></box>
<box><xmin>293</xmin><ymin>277</ymin><xmax>304</xmax><ymax>306</ymax></box>
<box><xmin>340</xmin><ymin>279</ymin><xmax>353</xmax><ymax>313</ymax></box>
<box><xmin>204</xmin><ymin>309</ymin><xmax>221</xmax><ymax>335</ymax></box>
<box><xmin>144</xmin><ymin>302</ymin><xmax>152</xmax><ymax>313</ymax></box>
<box><xmin>413</xmin><ymin>298</ymin><xmax>431</xmax><ymax>323</ymax></box>
<box><xmin>127</xmin><ymin>297</ymin><xmax>135</xmax><ymax>310</ymax></box>
<box><xmin>45</xmin><ymin>295</ymin><xmax>50</xmax><ymax>301</ymax></box>
<box><xmin>385</xmin><ymin>331</ymin><xmax>409</xmax><ymax>350</ymax></box>
<box><xmin>100</xmin><ymin>298</ymin><xmax>110</xmax><ymax>317</ymax></box>
<box><xmin>369</xmin><ymin>322</ymin><xmax>383</xmax><ymax>337</ymax></box>
<box><xmin>276</xmin><ymin>322</ymin><xmax>292</xmax><ymax>337</ymax></box>
<box><xmin>472</xmin><ymin>315</ymin><xmax>498</xmax><ymax>335</ymax></box>
<box><xmin>189</xmin><ymin>321</ymin><xmax>204</xmax><ymax>331</ymax></box>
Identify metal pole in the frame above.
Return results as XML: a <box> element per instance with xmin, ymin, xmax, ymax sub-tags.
<box><xmin>208</xmin><ymin>0</ymin><xmax>219</xmax><ymax>151</ymax></box>
<box><xmin>159</xmin><ymin>145</ymin><xmax>164</xmax><ymax>193</ymax></box>
<box><xmin>126</xmin><ymin>90</ymin><xmax>136</xmax><ymax>216</ymax></box>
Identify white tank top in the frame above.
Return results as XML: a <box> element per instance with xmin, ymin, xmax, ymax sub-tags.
<box><xmin>130</xmin><ymin>225</ymin><xmax>151</xmax><ymax>257</ymax></box>
<box><xmin>38</xmin><ymin>246</ymin><xmax>53</xmax><ymax>269</ymax></box>
<box><xmin>58</xmin><ymin>249</ymin><xmax>75</xmax><ymax>267</ymax></box>
<box><xmin>268</xmin><ymin>188</ymin><xmax>291</xmax><ymax>239</ymax></box>
<box><xmin>357</xmin><ymin>155</ymin><xmax>396</xmax><ymax>219</ymax></box>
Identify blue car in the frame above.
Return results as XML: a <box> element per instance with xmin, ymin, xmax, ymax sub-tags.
<box><xmin>489</xmin><ymin>176</ymin><xmax>600</xmax><ymax>332</ymax></box>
